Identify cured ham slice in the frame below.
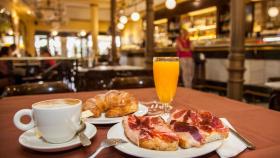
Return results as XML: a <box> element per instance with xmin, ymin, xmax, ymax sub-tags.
<box><xmin>170</xmin><ymin>109</ymin><xmax>229</xmax><ymax>148</ymax></box>
<box><xmin>123</xmin><ymin>115</ymin><xmax>179</xmax><ymax>151</ymax></box>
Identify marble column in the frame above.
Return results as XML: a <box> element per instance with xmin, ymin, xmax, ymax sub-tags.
<box><xmin>24</xmin><ymin>17</ymin><xmax>35</xmax><ymax>56</ymax></box>
<box><xmin>145</xmin><ymin>0</ymin><xmax>155</xmax><ymax>68</ymax></box>
<box><xmin>60</xmin><ymin>37</ymin><xmax>67</xmax><ymax>57</ymax></box>
<box><xmin>227</xmin><ymin>0</ymin><xmax>246</xmax><ymax>100</ymax></box>
<box><xmin>11</xmin><ymin>9</ymin><xmax>20</xmax><ymax>56</ymax></box>
<box><xmin>90</xmin><ymin>3</ymin><xmax>99</xmax><ymax>67</ymax></box>
<box><xmin>110</xmin><ymin>0</ymin><xmax>118</xmax><ymax>64</ymax></box>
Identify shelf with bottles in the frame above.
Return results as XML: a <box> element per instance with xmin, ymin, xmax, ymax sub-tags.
<box><xmin>154</xmin><ymin>18</ymin><xmax>171</xmax><ymax>48</ymax></box>
<box><xmin>167</xmin><ymin>17</ymin><xmax>180</xmax><ymax>44</ymax></box>
<box><xmin>168</xmin><ymin>19</ymin><xmax>180</xmax><ymax>32</ymax></box>
<box><xmin>219</xmin><ymin>13</ymin><xmax>230</xmax><ymax>22</ymax></box>
<box><xmin>187</xmin><ymin>24</ymin><xmax>216</xmax><ymax>32</ymax></box>
<box><xmin>180</xmin><ymin>6</ymin><xmax>217</xmax><ymax>41</ymax></box>
<box><xmin>217</xmin><ymin>1</ymin><xmax>230</xmax><ymax>36</ymax></box>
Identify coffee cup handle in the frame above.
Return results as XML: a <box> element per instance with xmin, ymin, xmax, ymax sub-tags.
<box><xmin>13</xmin><ymin>109</ymin><xmax>35</xmax><ymax>131</ymax></box>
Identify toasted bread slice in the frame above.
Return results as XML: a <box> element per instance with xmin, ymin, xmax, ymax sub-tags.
<box><xmin>123</xmin><ymin>115</ymin><xmax>179</xmax><ymax>151</ymax></box>
<box><xmin>139</xmin><ymin>136</ymin><xmax>178</xmax><ymax>151</ymax></box>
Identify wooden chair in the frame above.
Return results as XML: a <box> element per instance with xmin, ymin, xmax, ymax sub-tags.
<box><xmin>22</xmin><ymin>62</ymin><xmax>62</xmax><ymax>82</ymax></box>
<box><xmin>81</xmin><ymin>70</ymin><xmax>115</xmax><ymax>90</ymax></box>
<box><xmin>269</xmin><ymin>89</ymin><xmax>280</xmax><ymax>111</ymax></box>
<box><xmin>109</xmin><ymin>76</ymin><xmax>154</xmax><ymax>89</ymax></box>
<box><xmin>244</xmin><ymin>84</ymin><xmax>272</xmax><ymax>103</ymax></box>
<box><xmin>268</xmin><ymin>77</ymin><xmax>280</xmax><ymax>82</ymax></box>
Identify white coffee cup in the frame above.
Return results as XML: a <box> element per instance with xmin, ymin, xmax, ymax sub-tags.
<box><xmin>13</xmin><ymin>98</ymin><xmax>82</xmax><ymax>144</ymax></box>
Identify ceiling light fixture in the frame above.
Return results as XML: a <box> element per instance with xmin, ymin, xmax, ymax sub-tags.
<box><xmin>79</xmin><ymin>30</ymin><xmax>87</xmax><ymax>37</ymax></box>
<box><xmin>120</xmin><ymin>15</ymin><xmax>128</xmax><ymax>24</ymax></box>
<box><xmin>117</xmin><ymin>23</ymin><xmax>125</xmax><ymax>30</ymax></box>
<box><xmin>131</xmin><ymin>12</ymin><xmax>140</xmax><ymax>21</ymax></box>
<box><xmin>51</xmin><ymin>30</ymin><xmax>58</xmax><ymax>36</ymax></box>
<box><xmin>27</xmin><ymin>10</ymin><xmax>32</xmax><ymax>15</ymax></box>
<box><xmin>165</xmin><ymin>0</ymin><xmax>176</xmax><ymax>10</ymax></box>
<box><xmin>268</xmin><ymin>7</ymin><xmax>279</xmax><ymax>17</ymax></box>
<box><xmin>119</xmin><ymin>9</ymin><xmax>124</xmax><ymax>15</ymax></box>
<box><xmin>131</xmin><ymin>1</ymin><xmax>140</xmax><ymax>21</ymax></box>
<box><xmin>193</xmin><ymin>0</ymin><xmax>201</xmax><ymax>7</ymax></box>
<box><xmin>0</xmin><ymin>8</ymin><xmax>5</xmax><ymax>14</ymax></box>
<box><xmin>7</xmin><ymin>29</ymin><xmax>14</xmax><ymax>35</ymax></box>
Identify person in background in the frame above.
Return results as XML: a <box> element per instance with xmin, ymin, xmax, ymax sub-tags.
<box><xmin>40</xmin><ymin>47</ymin><xmax>56</xmax><ymax>69</ymax></box>
<box><xmin>0</xmin><ymin>47</ymin><xmax>10</xmax><ymax>76</ymax></box>
<box><xmin>176</xmin><ymin>28</ymin><xmax>194</xmax><ymax>88</ymax></box>
<box><xmin>9</xmin><ymin>44</ymin><xmax>17</xmax><ymax>57</ymax></box>
<box><xmin>39</xmin><ymin>47</ymin><xmax>60</xmax><ymax>80</ymax></box>
<box><xmin>0</xmin><ymin>46</ymin><xmax>24</xmax><ymax>85</ymax></box>
<box><xmin>0</xmin><ymin>47</ymin><xmax>12</xmax><ymax>92</ymax></box>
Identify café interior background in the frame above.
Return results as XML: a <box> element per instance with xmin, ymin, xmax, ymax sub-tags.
<box><xmin>0</xmin><ymin>0</ymin><xmax>279</xmax><ymax>104</ymax></box>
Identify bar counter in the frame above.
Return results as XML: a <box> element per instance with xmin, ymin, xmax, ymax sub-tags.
<box><xmin>0</xmin><ymin>57</ymin><xmax>79</xmax><ymax>61</ymax></box>
<box><xmin>194</xmin><ymin>43</ymin><xmax>280</xmax><ymax>52</ymax></box>
<box><xmin>120</xmin><ymin>42</ymin><xmax>280</xmax><ymax>86</ymax></box>
<box><xmin>121</xmin><ymin>42</ymin><xmax>280</xmax><ymax>55</ymax></box>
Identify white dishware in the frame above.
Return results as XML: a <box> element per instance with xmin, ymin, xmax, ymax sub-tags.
<box><xmin>107</xmin><ymin>123</ymin><xmax>224</xmax><ymax>158</ymax></box>
<box><xmin>86</xmin><ymin>103</ymin><xmax>148</xmax><ymax>124</ymax></box>
<box><xmin>19</xmin><ymin>122</ymin><xmax>97</xmax><ymax>152</ymax></box>
<box><xmin>13</xmin><ymin>98</ymin><xmax>82</xmax><ymax>144</ymax></box>
<box><xmin>216</xmin><ymin>118</ymin><xmax>247</xmax><ymax>157</ymax></box>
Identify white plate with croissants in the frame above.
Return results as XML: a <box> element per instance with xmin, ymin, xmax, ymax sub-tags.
<box><xmin>107</xmin><ymin>109</ymin><xmax>229</xmax><ymax>158</ymax></box>
<box><xmin>83</xmin><ymin>90</ymin><xmax>148</xmax><ymax>124</ymax></box>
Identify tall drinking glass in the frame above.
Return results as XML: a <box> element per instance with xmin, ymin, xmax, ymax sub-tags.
<box><xmin>153</xmin><ymin>57</ymin><xmax>179</xmax><ymax>116</ymax></box>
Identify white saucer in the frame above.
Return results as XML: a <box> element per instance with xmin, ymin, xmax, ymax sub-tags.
<box><xmin>86</xmin><ymin>103</ymin><xmax>148</xmax><ymax>124</ymax></box>
<box><xmin>19</xmin><ymin>123</ymin><xmax>97</xmax><ymax>152</ymax></box>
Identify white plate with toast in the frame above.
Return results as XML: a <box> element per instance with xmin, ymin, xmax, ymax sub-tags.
<box><xmin>107</xmin><ymin>122</ymin><xmax>224</xmax><ymax>158</ymax></box>
<box><xmin>86</xmin><ymin>103</ymin><xmax>148</xmax><ymax>124</ymax></box>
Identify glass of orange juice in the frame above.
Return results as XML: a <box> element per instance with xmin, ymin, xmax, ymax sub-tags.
<box><xmin>153</xmin><ymin>57</ymin><xmax>179</xmax><ymax>115</ymax></box>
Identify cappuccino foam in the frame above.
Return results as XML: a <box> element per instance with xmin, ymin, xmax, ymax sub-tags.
<box><xmin>34</xmin><ymin>99</ymin><xmax>80</xmax><ymax>109</ymax></box>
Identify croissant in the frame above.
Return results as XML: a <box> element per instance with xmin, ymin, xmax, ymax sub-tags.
<box><xmin>83</xmin><ymin>90</ymin><xmax>138</xmax><ymax>118</ymax></box>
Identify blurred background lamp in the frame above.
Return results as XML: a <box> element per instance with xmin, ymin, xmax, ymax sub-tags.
<box><xmin>7</xmin><ymin>29</ymin><xmax>14</xmax><ymax>35</ymax></box>
<box><xmin>268</xmin><ymin>7</ymin><xmax>279</xmax><ymax>17</ymax></box>
<box><xmin>117</xmin><ymin>23</ymin><xmax>125</xmax><ymax>30</ymax></box>
<box><xmin>120</xmin><ymin>15</ymin><xmax>128</xmax><ymax>24</ymax></box>
<box><xmin>27</xmin><ymin>10</ymin><xmax>32</xmax><ymax>15</ymax></box>
<box><xmin>193</xmin><ymin>0</ymin><xmax>201</xmax><ymax>7</ymax></box>
<box><xmin>51</xmin><ymin>30</ymin><xmax>58</xmax><ymax>36</ymax></box>
<box><xmin>165</xmin><ymin>0</ymin><xmax>176</xmax><ymax>10</ymax></box>
<box><xmin>0</xmin><ymin>8</ymin><xmax>6</xmax><ymax>14</ymax></box>
<box><xmin>131</xmin><ymin>12</ymin><xmax>140</xmax><ymax>21</ymax></box>
<box><xmin>119</xmin><ymin>9</ymin><xmax>124</xmax><ymax>14</ymax></box>
<box><xmin>79</xmin><ymin>30</ymin><xmax>87</xmax><ymax>37</ymax></box>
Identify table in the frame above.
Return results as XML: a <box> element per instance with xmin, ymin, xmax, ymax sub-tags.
<box><xmin>0</xmin><ymin>57</ymin><xmax>78</xmax><ymax>82</ymax></box>
<box><xmin>78</xmin><ymin>65</ymin><xmax>146</xmax><ymax>73</ymax></box>
<box><xmin>0</xmin><ymin>57</ymin><xmax>79</xmax><ymax>61</ymax></box>
<box><xmin>1</xmin><ymin>88</ymin><xmax>280</xmax><ymax>158</ymax></box>
<box><xmin>265</xmin><ymin>82</ymin><xmax>280</xmax><ymax>89</ymax></box>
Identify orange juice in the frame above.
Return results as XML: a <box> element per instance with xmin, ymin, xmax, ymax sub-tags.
<box><xmin>153</xmin><ymin>59</ymin><xmax>179</xmax><ymax>103</ymax></box>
